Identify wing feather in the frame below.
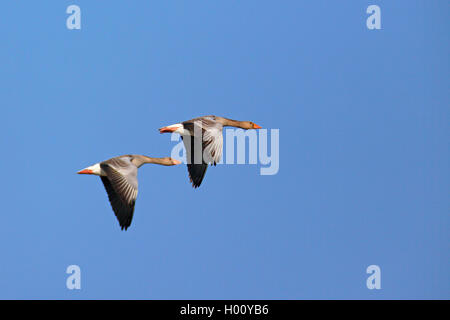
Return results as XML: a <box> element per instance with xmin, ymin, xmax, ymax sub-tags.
<box><xmin>180</xmin><ymin>116</ymin><xmax>223</xmax><ymax>188</ymax></box>
<box><xmin>100</xmin><ymin>160</ymin><xmax>138</xmax><ymax>230</ymax></box>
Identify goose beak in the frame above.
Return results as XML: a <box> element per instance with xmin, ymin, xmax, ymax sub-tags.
<box><xmin>253</xmin><ymin>123</ymin><xmax>262</xmax><ymax>129</ymax></box>
<box><xmin>77</xmin><ymin>169</ymin><xmax>94</xmax><ymax>174</ymax></box>
<box><xmin>172</xmin><ymin>159</ymin><xmax>182</xmax><ymax>165</ymax></box>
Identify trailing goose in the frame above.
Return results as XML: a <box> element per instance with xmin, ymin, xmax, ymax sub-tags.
<box><xmin>78</xmin><ymin>155</ymin><xmax>181</xmax><ymax>230</ymax></box>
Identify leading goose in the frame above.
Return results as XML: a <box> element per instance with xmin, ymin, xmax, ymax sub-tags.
<box><xmin>159</xmin><ymin>115</ymin><xmax>261</xmax><ymax>188</ymax></box>
<box><xmin>78</xmin><ymin>155</ymin><xmax>181</xmax><ymax>230</ymax></box>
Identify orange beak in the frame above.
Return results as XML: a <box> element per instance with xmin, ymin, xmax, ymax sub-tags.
<box><xmin>253</xmin><ymin>123</ymin><xmax>262</xmax><ymax>129</ymax></box>
<box><xmin>77</xmin><ymin>169</ymin><xmax>94</xmax><ymax>174</ymax></box>
<box><xmin>172</xmin><ymin>159</ymin><xmax>182</xmax><ymax>165</ymax></box>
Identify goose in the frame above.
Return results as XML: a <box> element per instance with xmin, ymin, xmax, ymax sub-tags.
<box><xmin>77</xmin><ymin>155</ymin><xmax>181</xmax><ymax>230</ymax></box>
<box><xmin>159</xmin><ymin>115</ymin><xmax>261</xmax><ymax>188</ymax></box>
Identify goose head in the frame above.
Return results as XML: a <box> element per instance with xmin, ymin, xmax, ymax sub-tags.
<box><xmin>240</xmin><ymin>121</ymin><xmax>262</xmax><ymax>130</ymax></box>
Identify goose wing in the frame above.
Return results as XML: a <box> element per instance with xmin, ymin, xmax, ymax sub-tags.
<box><xmin>100</xmin><ymin>157</ymin><xmax>138</xmax><ymax>230</ymax></box>
<box><xmin>181</xmin><ymin>116</ymin><xmax>223</xmax><ymax>188</ymax></box>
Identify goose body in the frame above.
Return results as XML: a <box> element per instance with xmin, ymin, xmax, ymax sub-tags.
<box><xmin>78</xmin><ymin>155</ymin><xmax>180</xmax><ymax>230</ymax></box>
<box><xmin>159</xmin><ymin>115</ymin><xmax>261</xmax><ymax>188</ymax></box>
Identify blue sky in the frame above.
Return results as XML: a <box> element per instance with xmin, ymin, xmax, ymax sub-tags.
<box><xmin>0</xmin><ymin>1</ymin><xmax>448</xmax><ymax>299</ymax></box>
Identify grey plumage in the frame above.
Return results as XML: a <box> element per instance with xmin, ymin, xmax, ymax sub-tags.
<box><xmin>181</xmin><ymin>116</ymin><xmax>223</xmax><ymax>188</ymax></box>
<box><xmin>100</xmin><ymin>157</ymin><xmax>138</xmax><ymax>230</ymax></box>
<box><xmin>78</xmin><ymin>155</ymin><xmax>179</xmax><ymax>230</ymax></box>
<box><xmin>159</xmin><ymin>115</ymin><xmax>261</xmax><ymax>188</ymax></box>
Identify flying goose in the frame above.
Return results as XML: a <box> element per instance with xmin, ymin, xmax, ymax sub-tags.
<box><xmin>78</xmin><ymin>155</ymin><xmax>181</xmax><ymax>230</ymax></box>
<box><xmin>159</xmin><ymin>115</ymin><xmax>261</xmax><ymax>188</ymax></box>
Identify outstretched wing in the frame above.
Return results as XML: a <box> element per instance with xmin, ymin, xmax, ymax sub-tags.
<box><xmin>100</xmin><ymin>158</ymin><xmax>138</xmax><ymax>230</ymax></box>
<box><xmin>181</xmin><ymin>116</ymin><xmax>223</xmax><ymax>188</ymax></box>
<box><xmin>181</xmin><ymin>135</ymin><xmax>209</xmax><ymax>188</ymax></box>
